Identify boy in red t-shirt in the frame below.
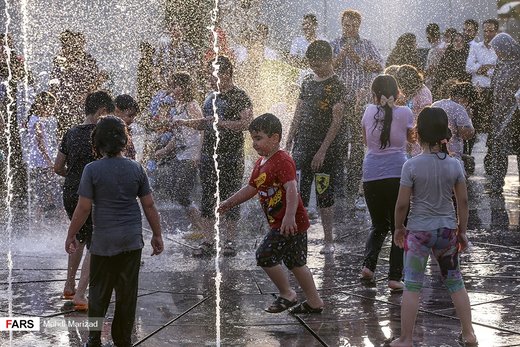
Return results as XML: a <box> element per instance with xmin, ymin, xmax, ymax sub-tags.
<box><xmin>218</xmin><ymin>113</ymin><xmax>324</xmax><ymax>314</ymax></box>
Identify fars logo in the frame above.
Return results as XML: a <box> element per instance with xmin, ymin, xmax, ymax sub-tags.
<box><xmin>0</xmin><ymin>317</ymin><xmax>40</xmax><ymax>331</ymax></box>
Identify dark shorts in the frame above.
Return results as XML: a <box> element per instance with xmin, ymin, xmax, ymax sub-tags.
<box><xmin>199</xmin><ymin>153</ymin><xmax>244</xmax><ymax>221</ymax></box>
<box><xmin>63</xmin><ymin>185</ymin><xmax>93</xmax><ymax>247</ymax></box>
<box><xmin>256</xmin><ymin>229</ymin><xmax>307</xmax><ymax>270</ymax></box>
<box><xmin>292</xmin><ymin>140</ymin><xmax>337</xmax><ymax>208</ymax></box>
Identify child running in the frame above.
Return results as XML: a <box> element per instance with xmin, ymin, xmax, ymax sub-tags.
<box><xmin>218</xmin><ymin>113</ymin><xmax>324</xmax><ymax>314</ymax></box>
<box><xmin>65</xmin><ymin>116</ymin><xmax>164</xmax><ymax>347</ymax></box>
<box><xmin>390</xmin><ymin>107</ymin><xmax>477</xmax><ymax>346</ymax></box>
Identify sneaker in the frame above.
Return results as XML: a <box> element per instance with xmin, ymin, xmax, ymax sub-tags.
<box><xmin>319</xmin><ymin>243</ymin><xmax>335</xmax><ymax>254</ymax></box>
<box><xmin>222</xmin><ymin>240</ymin><xmax>237</xmax><ymax>257</ymax></box>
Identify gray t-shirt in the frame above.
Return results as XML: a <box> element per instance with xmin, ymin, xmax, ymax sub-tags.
<box><xmin>78</xmin><ymin>156</ymin><xmax>151</xmax><ymax>256</ymax></box>
<box><xmin>400</xmin><ymin>153</ymin><xmax>465</xmax><ymax>231</ymax></box>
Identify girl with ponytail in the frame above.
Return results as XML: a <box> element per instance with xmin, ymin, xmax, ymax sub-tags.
<box><xmin>359</xmin><ymin>74</ymin><xmax>415</xmax><ymax>292</ymax></box>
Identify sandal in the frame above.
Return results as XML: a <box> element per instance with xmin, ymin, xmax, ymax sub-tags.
<box><xmin>222</xmin><ymin>240</ymin><xmax>237</xmax><ymax>257</ymax></box>
<box><xmin>264</xmin><ymin>296</ymin><xmax>298</xmax><ymax>313</ymax></box>
<box><xmin>192</xmin><ymin>241</ymin><xmax>215</xmax><ymax>258</ymax></box>
<box><xmin>288</xmin><ymin>301</ymin><xmax>323</xmax><ymax>314</ymax></box>
<box><xmin>73</xmin><ymin>302</ymin><xmax>88</xmax><ymax>311</ymax></box>
<box><xmin>388</xmin><ymin>280</ymin><xmax>404</xmax><ymax>293</ymax></box>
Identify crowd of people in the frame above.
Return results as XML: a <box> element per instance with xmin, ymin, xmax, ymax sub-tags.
<box><xmin>1</xmin><ymin>7</ymin><xmax>520</xmax><ymax>347</ymax></box>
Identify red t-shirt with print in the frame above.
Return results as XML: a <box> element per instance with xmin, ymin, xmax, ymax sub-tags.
<box><xmin>248</xmin><ymin>150</ymin><xmax>310</xmax><ymax>233</ymax></box>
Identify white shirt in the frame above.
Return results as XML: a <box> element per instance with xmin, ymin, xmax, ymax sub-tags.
<box><xmin>289</xmin><ymin>35</ymin><xmax>328</xmax><ymax>58</ymax></box>
<box><xmin>466</xmin><ymin>42</ymin><xmax>497</xmax><ymax>88</ymax></box>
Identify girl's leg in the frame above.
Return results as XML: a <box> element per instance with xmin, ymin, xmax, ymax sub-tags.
<box><xmin>386</xmin><ymin>178</ymin><xmax>404</xmax><ymax>287</ymax></box>
<box><xmin>73</xmin><ymin>251</ymin><xmax>90</xmax><ymax>307</ymax></box>
<box><xmin>390</xmin><ymin>290</ymin><xmax>420</xmax><ymax>347</ymax></box>
<box><xmin>112</xmin><ymin>249</ymin><xmax>142</xmax><ymax>347</ymax></box>
<box><xmin>64</xmin><ymin>242</ymin><xmax>85</xmax><ymax>294</ymax></box>
<box><xmin>291</xmin><ymin>265</ymin><xmax>323</xmax><ymax>309</ymax></box>
<box><xmin>432</xmin><ymin>228</ymin><xmax>476</xmax><ymax>344</ymax></box>
<box><xmin>392</xmin><ymin>230</ymin><xmax>434</xmax><ymax>345</ymax></box>
<box><xmin>361</xmin><ymin>180</ymin><xmax>390</xmax><ymax>275</ymax></box>
<box><xmin>262</xmin><ymin>265</ymin><xmax>297</xmax><ymax>301</ymax></box>
<box><xmin>451</xmin><ymin>289</ymin><xmax>477</xmax><ymax>344</ymax></box>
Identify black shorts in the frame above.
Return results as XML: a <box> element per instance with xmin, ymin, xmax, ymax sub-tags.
<box><xmin>256</xmin><ymin>229</ymin><xmax>307</xmax><ymax>270</ymax></box>
<box><xmin>199</xmin><ymin>153</ymin><xmax>244</xmax><ymax>221</ymax></box>
<box><xmin>63</xmin><ymin>185</ymin><xmax>93</xmax><ymax>247</ymax></box>
<box><xmin>292</xmin><ymin>140</ymin><xmax>337</xmax><ymax>208</ymax></box>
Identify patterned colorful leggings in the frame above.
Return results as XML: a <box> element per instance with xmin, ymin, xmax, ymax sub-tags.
<box><xmin>404</xmin><ymin>228</ymin><xmax>465</xmax><ymax>293</ymax></box>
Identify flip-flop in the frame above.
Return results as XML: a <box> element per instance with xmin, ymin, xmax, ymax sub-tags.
<box><xmin>288</xmin><ymin>301</ymin><xmax>323</xmax><ymax>314</ymax></box>
<box><xmin>73</xmin><ymin>303</ymin><xmax>88</xmax><ymax>312</ymax></box>
<box><xmin>62</xmin><ymin>290</ymin><xmax>75</xmax><ymax>300</ymax></box>
<box><xmin>264</xmin><ymin>296</ymin><xmax>298</xmax><ymax>313</ymax></box>
<box><xmin>458</xmin><ymin>332</ymin><xmax>478</xmax><ymax>346</ymax></box>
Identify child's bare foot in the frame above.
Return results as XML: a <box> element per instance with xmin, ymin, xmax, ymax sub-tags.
<box><xmin>359</xmin><ymin>267</ymin><xmax>374</xmax><ymax>280</ymax></box>
<box><xmin>72</xmin><ymin>296</ymin><xmax>88</xmax><ymax>311</ymax></box>
<box><xmin>63</xmin><ymin>283</ymin><xmax>76</xmax><ymax>299</ymax></box>
<box><xmin>459</xmin><ymin>331</ymin><xmax>478</xmax><ymax>345</ymax></box>
<box><xmin>389</xmin><ymin>337</ymin><xmax>412</xmax><ymax>347</ymax></box>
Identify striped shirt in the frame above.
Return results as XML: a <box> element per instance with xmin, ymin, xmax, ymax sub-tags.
<box><xmin>330</xmin><ymin>35</ymin><xmax>383</xmax><ymax>100</ymax></box>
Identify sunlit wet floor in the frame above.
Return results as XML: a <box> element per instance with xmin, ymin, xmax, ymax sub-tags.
<box><xmin>1</xmin><ymin>135</ymin><xmax>520</xmax><ymax>347</ymax></box>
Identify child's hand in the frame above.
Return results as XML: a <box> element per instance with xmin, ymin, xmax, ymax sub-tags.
<box><xmin>151</xmin><ymin>235</ymin><xmax>164</xmax><ymax>256</ymax></box>
<box><xmin>311</xmin><ymin>150</ymin><xmax>326</xmax><ymax>172</ymax></box>
<box><xmin>456</xmin><ymin>229</ymin><xmax>470</xmax><ymax>252</ymax></box>
<box><xmin>393</xmin><ymin>226</ymin><xmax>406</xmax><ymax>249</ymax></box>
<box><xmin>65</xmin><ymin>235</ymin><xmax>79</xmax><ymax>254</ymax></box>
<box><xmin>280</xmin><ymin>216</ymin><xmax>297</xmax><ymax>236</ymax></box>
<box><xmin>217</xmin><ymin>199</ymin><xmax>232</xmax><ymax>214</ymax></box>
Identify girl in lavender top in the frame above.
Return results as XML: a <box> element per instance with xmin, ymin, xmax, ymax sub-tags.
<box><xmin>359</xmin><ymin>75</ymin><xmax>414</xmax><ymax>292</ymax></box>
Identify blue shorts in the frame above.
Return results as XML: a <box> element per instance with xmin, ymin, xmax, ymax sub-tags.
<box><xmin>256</xmin><ymin>229</ymin><xmax>307</xmax><ymax>270</ymax></box>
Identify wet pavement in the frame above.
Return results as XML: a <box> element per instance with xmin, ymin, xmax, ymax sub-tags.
<box><xmin>1</xmin><ymin>135</ymin><xmax>520</xmax><ymax>347</ymax></box>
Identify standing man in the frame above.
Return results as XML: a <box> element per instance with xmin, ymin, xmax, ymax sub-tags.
<box><xmin>424</xmin><ymin>23</ymin><xmax>446</xmax><ymax>91</ymax></box>
<box><xmin>289</xmin><ymin>14</ymin><xmax>327</xmax><ymax>66</ymax></box>
<box><xmin>465</xmin><ymin>19</ymin><xmax>499</xmax><ymax>167</ymax></box>
<box><xmin>463</xmin><ymin>19</ymin><xmax>480</xmax><ymax>47</ymax></box>
<box><xmin>177</xmin><ymin>56</ymin><xmax>253</xmax><ymax>257</ymax></box>
<box><xmin>330</xmin><ymin>9</ymin><xmax>383</xmax><ymax>208</ymax></box>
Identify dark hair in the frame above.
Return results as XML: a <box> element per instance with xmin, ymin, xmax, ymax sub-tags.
<box><xmin>426</xmin><ymin>23</ymin><xmax>441</xmax><ymax>39</ymax></box>
<box><xmin>449</xmin><ymin>82</ymin><xmax>477</xmax><ymax>104</ymax></box>
<box><xmin>417</xmin><ymin>107</ymin><xmax>452</xmax><ymax>157</ymax></box>
<box><xmin>341</xmin><ymin>9</ymin><xmax>361</xmax><ymax>23</ymax></box>
<box><xmin>444</xmin><ymin>27</ymin><xmax>457</xmax><ymax>42</ymax></box>
<box><xmin>395</xmin><ymin>64</ymin><xmax>423</xmax><ymax>97</ymax></box>
<box><xmin>115</xmin><ymin>94</ymin><xmax>139</xmax><ymax>113</ymax></box>
<box><xmin>371</xmin><ymin>74</ymin><xmax>399</xmax><ymax>149</ymax></box>
<box><xmin>464</xmin><ymin>19</ymin><xmax>479</xmax><ymax>31</ymax></box>
<box><xmin>305</xmin><ymin>40</ymin><xmax>332</xmax><ymax>61</ymax></box>
<box><xmin>303</xmin><ymin>13</ymin><xmax>317</xmax><ymax>24</ymax></box>
<box><xmin>27</xmin><ymin>91</ymin><xmax>56</xmax><ymax>125</ymax></box>
<box><xmin>483</xmin><ymin>18</ymin><xmax>499</xmax><ymax>31</ymax></box>
<box><xmin>208</xmin><ymin>55</ymin><xmax>233</xmax><ymax>76</ymax></box>
<box><xmin>170</xmin><ymin>72</ymin><xmax>194</xmax><ymax>101</ymax></box>
<box><xmin>85</xmin><ymin>90</ymin><xmax>114</xmax><ymax>116</ymax></box>
<box><xmin>248</xmin><ymin>113</ymin><xmax>282</xmax><ymax>138</ymax></box>
<box><xmin>92</xmin><ymin>115</ymin><xmax>128</xmax><ymax>157</ymax></box>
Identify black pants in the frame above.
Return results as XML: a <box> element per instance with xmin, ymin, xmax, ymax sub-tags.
<box><xmin>362</xmin><ymin>178</ymin><xmax>403</xmax><ymax>281</ymax></box>
<box><xmin>88</xmin><ymin>249</ymin><xmax>142</xmax><ymax>347</ymax></box>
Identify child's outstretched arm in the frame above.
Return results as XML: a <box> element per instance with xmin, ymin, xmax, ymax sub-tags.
<box><xmin>286</xmin><ymin>99</ymin><xmax>303</xmax><ymax>152</ymax></box>
<box><xmin>140</xmin><ymin>193</ymin><xmax>164</xmax><ymax>256</ymax></box>
<box><xmin>65</xmin><ymin>196</ymin><xmax>92</xmax><ymax>254</ymax></box>
<box><xmin>281</xmin><ymin>180</ymin><xmax>298</xmax><ymax>236</ymax></box>
<box><xmin>394</xmin><ymin>185</ymin><xmax>412</xmax><ymax>248</ymax></box>
<box><xmin>218</xmin><ymin>185</ymin><xmax>257</xmax><ymax>214</ymax></box>
<box><xmin>453</xmin><ymin>179</ymin><xmax>470</xmax><ymax>251</ymax></box>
